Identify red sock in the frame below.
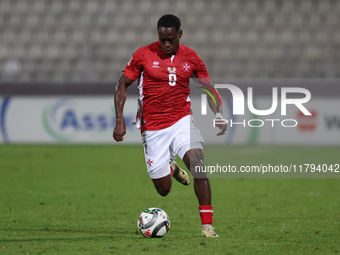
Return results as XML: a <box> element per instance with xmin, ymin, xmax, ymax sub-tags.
<box><xmin>170</xmin><ymin>166</ymin><xmax>174</xmax><ymax>177</ymax></box>
<box><xmin>199</xmin><ymin>205</ymin><xmax>213</xmax><ymax>225</ymax></box>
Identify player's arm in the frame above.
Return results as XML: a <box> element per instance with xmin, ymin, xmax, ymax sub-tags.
<box><xmin>192</xmin><ymin>73</ymin><xmax>227</xmax><ymax>135</ymax></box>
<box><xmin>196</xmin><ymin>79</ymin><xmax>227</xmax><ymax>136</ymax></box>
<box><xmin>113</xmin><ymin>74</ymin><xmax>134</xmax><ymax>142</ymax></box>
<box><xmin>192</xmin><ymin>54</ymin><xmax>227</xmax><ymax>135</ymax></box>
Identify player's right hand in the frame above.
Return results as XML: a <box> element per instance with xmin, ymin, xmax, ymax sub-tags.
<box><xmin>113</xmin><ymin>121</ymin><xmax>126</xmax><ymax>142</ymax></box>
<box><xmin>215</xmin><ymin>118</ymin><xmax>227</xmax><ymax>136</ymax></box>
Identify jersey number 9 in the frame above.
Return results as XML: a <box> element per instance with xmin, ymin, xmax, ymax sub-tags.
<box><xmin>169</xmin><ymin>74</ymin><xmax>177</xmax><ymax>86</ymax></box>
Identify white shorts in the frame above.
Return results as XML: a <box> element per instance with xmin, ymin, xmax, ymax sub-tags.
<box><xmin>141</xmin><ymin>115</ymin><xmax>204</xmax><ymax>179</ymax></box>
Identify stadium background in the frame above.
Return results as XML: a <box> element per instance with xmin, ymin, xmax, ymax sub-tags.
<box><xmin>0</xmin><ymin>0</ymin><xmax>339</xmax><ymax>145</ymax></box>
<box><xmin>1</xmin><ymin>0</ymin><xmax>340</xmax><ymax>81</ymax></box>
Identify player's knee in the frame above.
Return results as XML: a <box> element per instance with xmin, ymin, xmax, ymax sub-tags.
<box><xmin>191</xmin><ymin>165</ymin><xmax>208</xmax><ymax>179</ymax></box>
<box><xmin>157</xmin><ymin>186</ymin><xmax>171</xmax><ymax>196</ymax></box>
<box><xmin>152</xmin><ymin>173</ymin><xmax>172</xmax><ymax>196</ymax></box>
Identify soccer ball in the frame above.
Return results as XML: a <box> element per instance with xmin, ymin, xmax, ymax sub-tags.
<box><xmin>137</xmin><ymin>207</ymin><xmax>170</xmax><ymax>238</ymax></box>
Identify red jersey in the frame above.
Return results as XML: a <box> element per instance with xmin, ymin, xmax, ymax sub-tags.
<box><xmin>123</xmin><ymin>41</ymin><xmax>211</xmax><ymax>130</ymax></box>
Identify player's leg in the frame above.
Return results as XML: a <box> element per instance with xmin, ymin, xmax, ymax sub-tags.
<box><xmin>182</xmin><ymin>149</ymin><xmax>211</xmax><ymax>205</ymax></box>
<box><xmin>142</xmin><ymin>129</ymin><xmax>175</xmax><ymax>197</ymax></box>
<box><xmin>182</xmin><ymin>149</ymin><xmax>219</xmax><ymax>237</ymax></box>
<box><xmin>151</xmin><ymin>166</ymin><xmax>172</xmax><ymax>197</ymax></box>
<box><xmin>150</xmin><ymin>145</ymin><xmax>191</xmax><ymax>195</ymax></box>
<box><xmin>171</xmin><ymin>115</ymin><xmax>219</xmax><ymax>237</ymax></box>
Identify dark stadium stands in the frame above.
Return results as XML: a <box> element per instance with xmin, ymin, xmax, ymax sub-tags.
<box><xmin>0</xmin><ymin>0</ymin><xmax>339</xmax><ymax>82</ymax></box>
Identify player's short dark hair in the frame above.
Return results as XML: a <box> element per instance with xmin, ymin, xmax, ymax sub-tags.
<box><xmin>157</xmin><ymin>14</ymin><xmax>181</xmax><ymax>32</ymax></box>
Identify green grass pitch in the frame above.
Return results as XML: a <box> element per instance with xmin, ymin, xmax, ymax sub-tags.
<box><xmin>0</xmin><ymin>145</ymin><xmax>339</xmax><ymax>254</ymax></box>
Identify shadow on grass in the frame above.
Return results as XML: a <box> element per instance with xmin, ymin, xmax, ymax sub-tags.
<box><xmin>0</xmin><ymin>227</ymin><xmax>137</xmax><ymax>243</ymax></box>
<box><xmin>1</xmin><ymin>227</ymin><xmax>132</xmax><ymax>234</ymax></box>
<box><xmin>0</xmin><ymin>236</ymin><xmax>114</xmax><ymax>243</ymax></box>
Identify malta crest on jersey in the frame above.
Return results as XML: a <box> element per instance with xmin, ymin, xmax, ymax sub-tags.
<box><xmin>167</xmin><ymin>67</ymin><xmax>176</xmax><ymax>74</ymax></box>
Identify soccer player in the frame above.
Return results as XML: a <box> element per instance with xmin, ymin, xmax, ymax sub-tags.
<box><xmin>113</xmin><ymin>14</ymin><xmax>227</xmax><ymax>237</ymax></box>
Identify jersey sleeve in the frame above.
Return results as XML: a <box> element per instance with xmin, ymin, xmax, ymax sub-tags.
<box><xmin>123</xmin><ymin>48</ymin><xmax>144</xmax><ymax>81</ymax></box>
<box><xmin>193</xmin><ymin>54</ymin><xmax>211</xmax><ymax>83</ymax></box>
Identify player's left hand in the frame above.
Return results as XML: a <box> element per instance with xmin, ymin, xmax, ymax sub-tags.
<box><xmin>215</xmin><ymin>118</ymin><xmax>227</xmax><ymax>136</ymax></box>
